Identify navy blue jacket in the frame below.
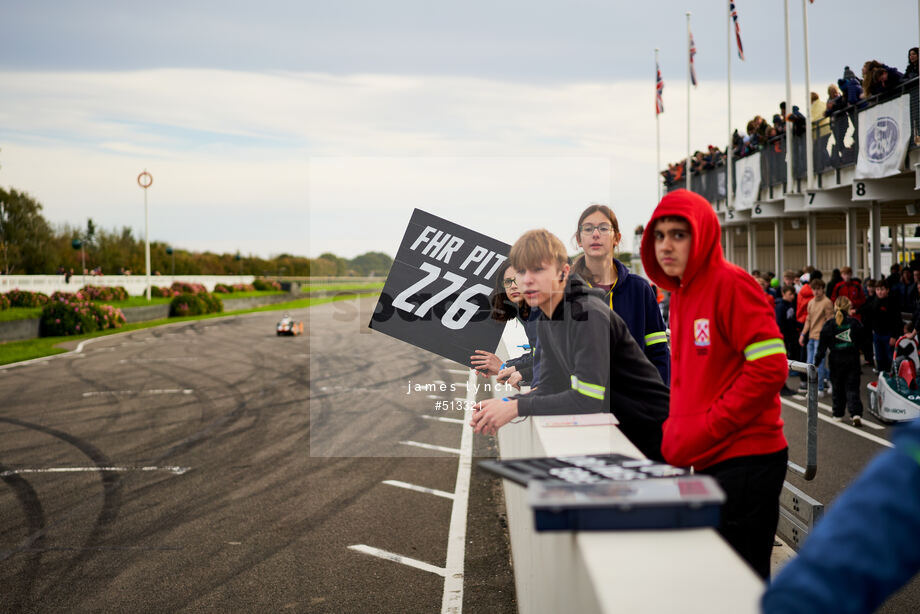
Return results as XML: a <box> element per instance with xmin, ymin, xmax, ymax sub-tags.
<box><xmin>581</xmin><ymin>258</ymin><xmax>670</xmax><ymax>385</ymax></box>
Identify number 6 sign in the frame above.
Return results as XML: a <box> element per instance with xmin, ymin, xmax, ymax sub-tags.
<box><xmin>369</xmin><ymin>209</ymin><xmax>510</xmax><ymax>365</ymax></box>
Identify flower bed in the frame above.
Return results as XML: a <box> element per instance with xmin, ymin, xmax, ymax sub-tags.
<box><xmin>5</xmin><ymin>289</ymin><xmax>49</xmax><ymax>308</ymax></box>
<box><xmin>171</xmin><ymin>281</ymin><xmax>208</xmax><ymax>295</ymax></box>
<box><xmin>151</xmin><ymin>286</ymin><xmax>179</xmax><ymax>298</ymax></box>
<box><xmin>253</xmin><ymin>279</ymin><xmax>282</xmax><ymax>291</ymax></box>
<box><xmin>169</xmin><ymin>292</ymin><xmax>223</xmax><ymax>317</ymax></box>
<box><xmin>213</xmin><ymin>283</ymin><xmax>232</xmax><ymax>293</ymax></box>
<box><xmin>80</xmin><ymin>285</ymin><xmax>129</xmax><ymax>302</ymax></box>
<box><xmin>0</xmin><ymin>294</ymin><xmax>10</xmax><ymax>310</ymax></box>
<box><xmin>39</xmin><ymin>298</ymin><xmax>126</xmax><ymax>337</ymax></box>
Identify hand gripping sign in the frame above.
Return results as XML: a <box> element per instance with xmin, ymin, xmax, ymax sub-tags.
<box><xmin>369</xmin><ymin>209</ymin><xmax>509</xmax><ymax>366</ymax></box>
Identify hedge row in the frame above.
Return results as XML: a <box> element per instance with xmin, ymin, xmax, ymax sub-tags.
<box><xmin>39</xmin><ymin>298</ymin><xmax>126</xmax><ymax>337</ymax></box>
<box><xmin>213</xmin><ymin>282</ymin><xmax>257</xmax><ymax>294</ymax></box>
<box><xmin>169</xmin><ymin>292</ymin><xmax>223</xmax><ymax>317</ymax></box>
<box><xmin>3</xmin><ymin>286</ymin><xmax>130</xmax><ymax>310</ymax></box>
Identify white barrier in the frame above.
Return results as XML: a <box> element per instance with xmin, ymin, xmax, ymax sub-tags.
<box><xmin>0</xmin><ymin>275</ymin><xmax>255</xmax><ymax>297</ymax></box>
<box><xmin>492</xmin><ymin>322</ymin><xmax>764</xmax><ymax>614</ymax></box>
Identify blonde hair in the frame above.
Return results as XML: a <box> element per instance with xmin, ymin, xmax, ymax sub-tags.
<box><xmin>509</xmin><ymin>229</ymin><xmax>569</xmax><ymax>273</ymax></box>
<box><xmin>835</xmin><ymin>295</ymin><xmax>852</xmax><ymax>326</ymax></box>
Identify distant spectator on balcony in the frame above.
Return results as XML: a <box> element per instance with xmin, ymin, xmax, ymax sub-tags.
<box><xmin>843</xmin><ymin>65</ymin><xmax>859</xmax><ymax>81</ymax></box>
<box><xmin>838</xmin><ymin>76</ymin><xmax>863</xmax><ymax>106</ymax></box>
<box><xmin>905</xmin><ymin>47</ymin><xmax>919</xmax><ymax>81</ymax></box>
<box><xmin>790</xmin><ymin>106</ymin><xmax>807</xmax><ymax>137</ymax></box>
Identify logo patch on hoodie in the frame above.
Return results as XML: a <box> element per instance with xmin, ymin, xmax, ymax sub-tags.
<box><xmin>694</xmin><ymin>318</ymin><xmax>711</xmax><ymax>347</ymax></box>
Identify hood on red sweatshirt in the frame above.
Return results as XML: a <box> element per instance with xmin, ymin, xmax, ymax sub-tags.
<box><xmin>640</xmin><ymin>189</ymin><xmax>724</xmax><ymax>293</ymax></box>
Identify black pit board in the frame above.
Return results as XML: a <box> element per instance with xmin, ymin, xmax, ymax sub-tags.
<box><xmin>480</xmin><ymin>454</ymin><xmax>725</xmax><ymax>532</ymax></box>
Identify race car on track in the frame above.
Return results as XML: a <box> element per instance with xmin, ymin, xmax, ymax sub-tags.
<box><xmin>276</xmin><ymin>314</ymin><xmax>304</xmax><ymax>336</ymax></box>
<box><xmin>867</xmin><ymin>333</ymin><xmax>920</xmax><ymax>423</ymax></box>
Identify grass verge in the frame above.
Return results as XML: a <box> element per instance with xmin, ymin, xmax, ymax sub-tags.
<box><xmin>0</xmin><ymin>292</ymin><xmax>376</xmax><ymax>366</ymax></box>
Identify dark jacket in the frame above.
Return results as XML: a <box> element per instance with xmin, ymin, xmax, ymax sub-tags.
<box><xmin>870</xmin><ymin>295</ymin><xmax>902</xmax><ymax>337</ymax></box>
<box><xmin>817</xmin><ymin>315</ymin><xmax>865</xmax><ymax>366</ymax></box>
<box><xmin>513</xmin><ymin>274</ymin><xmax>669</xmax><ymax>460</ymax></box>
<box><xmin>573</xmin><ymin>256</ymin><xmax>670</xmax><ymax>385</ymax></box>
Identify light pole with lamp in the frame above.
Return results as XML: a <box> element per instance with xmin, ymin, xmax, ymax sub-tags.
<box><xmin>138</xmin><ymin>170</ymin><xmax>153</xmax><ymax>301</ymax></box>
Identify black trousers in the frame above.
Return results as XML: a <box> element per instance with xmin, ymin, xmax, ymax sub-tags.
<box><xmin>701</xmin><ymin>448</ymin><xmax>788</xmax><ymax>580</ymax></box>
<box><xmin>829</xmin><ymin>356</ymin><xmax>863</xmax><ymax>418</ymax></box>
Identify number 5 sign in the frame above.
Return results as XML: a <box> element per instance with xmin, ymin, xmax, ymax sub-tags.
<box><xmin>369</xmin><ymin>209</ymin><xmax>509</xmax><ymax>366</ymax></box>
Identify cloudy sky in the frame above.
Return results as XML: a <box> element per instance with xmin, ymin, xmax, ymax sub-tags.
<box><xmin>1</xmin><ymin>1</ymin><xmax>916</xmax><ymax>259</ymax></box>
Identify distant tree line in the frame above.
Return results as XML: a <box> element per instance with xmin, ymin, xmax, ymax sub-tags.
<box><xmin>0</xmin><ymin>187</ymin><xmax>392</xmax><ymax>277</ymax></box>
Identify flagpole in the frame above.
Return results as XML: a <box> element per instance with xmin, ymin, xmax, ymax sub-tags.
<box><xmin>686</xmin><ymin>12</ymin><xmax>692</xmax><ymax>187</ymax></box>
<box><xmin>784</xmin><ymin>0</ymin><xmax>794</xmax><ymax>193</ymax></box>
<box><xmin>656</xmin><ymin>47</ymin><xmax>662</xmax><ymax>202</ymax></box>
<box><xmin>803</xmin><ymin>0</ymin><xmax>814</xmax><ymax>190</ymax></box>
<box><xmin>726</xmin><ymin>3</ymin><xmax>733</xmax><ymax>212</ymax></box>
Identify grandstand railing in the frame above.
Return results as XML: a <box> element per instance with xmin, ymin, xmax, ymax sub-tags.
<box><xmin>664</xmin><ymin>76</ymin><xmax>920</xmax><ymax>201</ymax></box>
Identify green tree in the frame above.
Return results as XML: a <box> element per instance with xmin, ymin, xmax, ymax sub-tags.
<box><xmin>0</xmin><ymin>188</ymin><xmax>55</xmax><ymax>274</ymax></box>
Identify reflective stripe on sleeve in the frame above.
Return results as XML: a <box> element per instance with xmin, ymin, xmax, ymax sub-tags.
<box><xmin>744</xmin><ymin>338</ymin><xmax>786</xmax><ymax>361</ymax></box>
<box><xmin>570</xmin><ymin>375</ymin><xmax>606</xmax><ymax>400</ymax></box>
<box><xmin>645</xmin><ymin>331</ymin><xmax>668</xmax><ymax>346</ymax></box>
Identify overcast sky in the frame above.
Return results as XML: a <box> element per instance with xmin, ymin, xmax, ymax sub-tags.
<box><xmin>1</xmin><ymin>1</ymin><xmax>917</xmax><ymax>259</ymax></box>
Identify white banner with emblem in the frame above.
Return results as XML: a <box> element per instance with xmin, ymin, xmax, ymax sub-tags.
<box><xmin>735</xmin><ymin>151</ymin><xmax>761</xmax><ymax>210</ymax></box>
<box><xmin>855</xmin><ymin>93</ymin><xmax>911</xmax><ymax>179</ymax></box>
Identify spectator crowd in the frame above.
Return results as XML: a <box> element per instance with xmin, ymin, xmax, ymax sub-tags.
<box><xmin>662</xmin><ymin>48</ymin><xmax>920</xmax><ymax>188</ymax></box>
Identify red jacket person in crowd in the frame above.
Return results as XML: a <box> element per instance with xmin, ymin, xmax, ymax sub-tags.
<box><xmin>640</xmin><ymin>189</ymin><xmax>789</xmax><ymax>580</ymax></box>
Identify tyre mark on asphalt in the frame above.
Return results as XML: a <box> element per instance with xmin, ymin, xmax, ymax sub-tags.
<box><xmin>0</xmin><ymin>462</ymin><xmax>46</xmax><ymax>614</ymax></box>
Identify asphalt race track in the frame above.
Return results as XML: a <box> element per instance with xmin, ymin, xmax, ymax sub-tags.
<box><xmin>2</xmin><ymin>295</ymin><xmax>918</xmax><ymax>613</ymax></box>
<box><xmin>0</xmin><ymin>298</ymin><xmax>515</xmax><ymax>614</ymax></box>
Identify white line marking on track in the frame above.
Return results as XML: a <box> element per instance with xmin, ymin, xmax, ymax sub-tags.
<box><xmin>382</xmin><ymin>480</ymin><xmax>455</xmax><ymax>500</ymax></box>
<box><xmin>82</xmin><ymin>389</ymin><xmax>194</xmax><ymax>397</ymax></box>
<box><xmin>441</xmin><ymin>369</ymin><xmax>475</xmax><ymax>614</ymax></box>
<box><xmin>781</xmin><ymin>399</ymin><xmax>894</xmax><ymax>448</ymax></box>
<box><xmin>422</xmin><ymin>415</ymin><xmax>465</xmax><ymax>425</ymax></box>
<box><xmin>347</xmin><ymin>545</ymin><xmax>447</xmax><ymax>576</ymax></box>
<box><xmin>0</xmin><ymin>466</ymin><xmax>191</xmax><ymax>477</ymax></box>
<box><xmin>792</xmin><ymin>393</ymin><xmax>885</xmax><ymax>429</ymax></box>
<box><xmin>447</xmin><ymin>369</ymin><xmax>469</xmax><ymax>375</ymax></box>
<box><xmin>399</xmin><ymin>441</ymin><xmax>462</xmax><ymax>455</ymax></box>
<box><xmin>814</xmin><ymin>400</ymin><xmax>884</xmax><ymax>430</ymax></box>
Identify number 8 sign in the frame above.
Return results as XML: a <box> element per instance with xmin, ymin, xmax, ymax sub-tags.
<box><xmin>369</xmin><ymin>209</ymin><xmax>510</xmax><ymax>365</ymax></box>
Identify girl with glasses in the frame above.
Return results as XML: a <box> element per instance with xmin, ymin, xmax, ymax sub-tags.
<box><xmin>571</xmin><ymin>204</ymin><xmax>670</xmax><ymax>385</ymax></box>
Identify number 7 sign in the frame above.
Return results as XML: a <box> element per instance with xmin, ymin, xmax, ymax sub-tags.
<box><xmin>369</xmin><ymin>209</ymin><xmax>510</xmax><ymax>366</ymax></box>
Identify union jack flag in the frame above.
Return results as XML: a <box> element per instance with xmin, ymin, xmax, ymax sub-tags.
<box><xmin>730</xmin><ymin>1</ymin><xmax>744</xmax><ymax>60</ymax></box>
<box><xmin>689</xmin><ymin>31</ymin><xmax>698</xmax><ymax>87</ymax></box>
<box><xmin>656</xmin><ymin>61</ymin><xmax>664</xmax><ymax>114</ymax></box>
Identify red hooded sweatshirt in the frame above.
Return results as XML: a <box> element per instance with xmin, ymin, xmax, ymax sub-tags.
<box><xmin>640</xmin><ymin>190</ymin><xmax>788</xmax><ymax>470</ymax></box>
<box><xmin>796</xmin><ymin>282</ymin><xmax>813</xmax><ymax>325</ymax></box>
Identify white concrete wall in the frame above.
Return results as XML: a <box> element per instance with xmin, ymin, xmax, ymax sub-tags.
<box><xmin>492</xmin><ymin>323</ymin><xmax>763</xmax><ymax>614</ymax></box>
<box><xmin>0</xmin><ymin>275</ymin><xmax>256</xmax><ymax>297</ymax></box>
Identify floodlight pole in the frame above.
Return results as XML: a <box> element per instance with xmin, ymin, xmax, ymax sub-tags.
<box><xmin>138</xmin><ymin>170</ymin><xmax>154</xmax><ymax>301</ymax></box>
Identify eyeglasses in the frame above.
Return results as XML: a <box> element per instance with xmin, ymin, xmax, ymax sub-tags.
<box><xmin>502</xmin><ymin>277</ymin><xmax>519</xmax><ymax>288</ymax></box>
<box><xmin>580</xmin><ymin>224</ymin><xmax>614</xmax><ymax>235</ymax></box>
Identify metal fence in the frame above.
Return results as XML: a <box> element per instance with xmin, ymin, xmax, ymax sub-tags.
<box><xmin>663</xmin><ymin>76</ymin><xmax>920</xmax><ymax>199</ymax></box>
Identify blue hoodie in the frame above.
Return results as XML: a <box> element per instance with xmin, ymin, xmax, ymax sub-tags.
<box><xmin>575</xmin><ymin>257</ymin><xmax>671</xmax><ymax>385</ymax></box>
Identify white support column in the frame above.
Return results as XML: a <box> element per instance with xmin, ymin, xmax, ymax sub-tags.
<box><xmin>806</xmin><ymin>213</ymin><xmax>818</xmax><ymax>268</ymax></box>
<box><xmin>870</xmin><ymin>201</ymin><xmax>882</xmax><ymax>279</ymax></box>
<box><xmin>846</xmin><ymin>209</ymin><xmax>859</xmax><ymax>272</ymax></box>
<box><xmin>748</xmin><ymin>222</ymin><xmax>758</xmax><ymax>272</ymax></box>
<box><xmin>774</xmin><ymin>220</ymin><xmax>784</xmax><ymax>276</ymax></box>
